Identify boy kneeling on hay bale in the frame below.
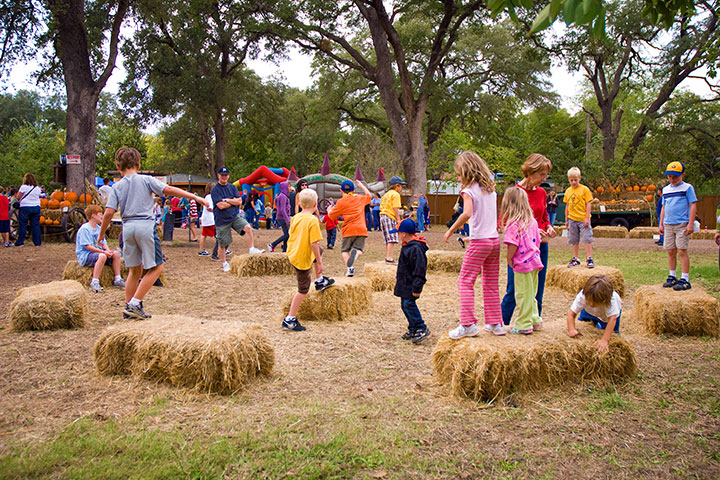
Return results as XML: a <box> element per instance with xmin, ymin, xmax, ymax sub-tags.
<box><xmin>567</xmin><ymin>274</ymin><xmax>622</xmax><ymax>353</ymax></box>
<box><xmin>283</xmin><ymin>188</ymin><xmax>335</xmax><ymax>332</ymax></box>
<box><xmin>75</xmin><ymin>204</ymin><xmax>125</xmax><ymax>293</ymax></box>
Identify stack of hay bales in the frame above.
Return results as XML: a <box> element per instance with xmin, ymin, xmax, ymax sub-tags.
<box><xmin>633</xmin><ymin>285</ymin><xmax>720</xmax><ymax>337</ymax></box>
<box><xmin>364</xmin><ymin>262</ymin><xmax>397</xmax><ymax>292</ymax></box>
<box><xmin>283</xmin><ymin>278</ymin><xmax>372</xmax><ymax>321</ymax></box>
<box><xmin>554</xmin><ymin>225</ymin><xmax>567</xmax><ymax>236</ymax></box>
<box><xmin>62</xmin><ymin>260</ymin><xmax>166</xmax><ymax>288</ymax></box>
<box><xmin>690</xmin><ymin>231</ymin><xmax>716</xmax><ymax>240</ymax></box>
<box><xmin>592</xmin><ymin>226</ymin><xmax>629</xmax><ymax>238</ymax></box>
<box><xmin>546</xmin><ymin>265</ymin><xmax>626</xmax><ymax>297</ymax></box>
<box><xmin>9</xmin><ymin>280</ymin><xmax>87</xmax><ymax>331</ymax></box>
<box><xmin>229</xmin><ymin>252</ymin><xmax>294</xmax><ymax>277</ymax></box>
<box><xmin>427</xmin><ymin>250</ymin><xmax>464</xmax><ymax>273</ymax></box>
<box><xmin>629</xmin><ymin>226</ymin><xmax>657</xmax><ymax>239</ymax></box>
<box><xmin>431</xmin><ymin>322</ymin><xmax>637</xmax><ymax>401</ymax></box>
<box><xmin>94</xmin><ymin>317</ymin><xmax>274</xmax><ymax>394</ymax></box>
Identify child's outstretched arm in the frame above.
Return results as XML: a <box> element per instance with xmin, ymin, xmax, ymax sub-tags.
<box><xmin>358</xmin><ymin>181</ymin><xmax>371</xmax><ymax>196</ymax></box>
<box><xmin>444</xmin><ymin>193</ymin><xmax>471</xmax><ymax>243</ymax></box>
<box><xmin>595</xmin><ymin>315</ymin><xmax>616</xmax><ymax>353</ymax></box>
<box><xmin>163</xmin><ymin>185</ymin><xmax>208</xmax><ymax>208</ymax></box>
<box><xmin>98</xmin><ymin>207</ymin><xmax>116</xmax><ymax>243</ymax></box>
<box><xmin>566</xmin><ymin>310</ymin><xmax>580</xmax><ymax>338</ymax></box>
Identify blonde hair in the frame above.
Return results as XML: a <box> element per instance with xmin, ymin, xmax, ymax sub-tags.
<box><xmin>567</xmin><ymin>167</ymin><xmax>581</xmax><ymax>179</ymax></box>
<box><xmin>85</xmin><ymin>205</ymin><xmax>103</xmax><ymax>217</ymax></box>
<box><xmin>454</xmin><ymin>151</ymin><xmax>495</xmax><ymax>192</ymax></box>
<box><xmin>114</xmin><ymin>147</ymin><xmax>141</xmax><ymax>171</ymax></box>
<box><xmin>583</xmin><ymin>275</ymin><xmax>613</xmax><ymax>306</ymax></box>
<box><xmin>521</xmin><ymin>153</ymin><xmax>552</xmax><ymax>178</ymax></box>
<box><xmin>298</xmin><ymin>188</ymin><xmax>318</xmax><ymax>209</ymax></box>
<box><xmin>500</xmin><ymin>187</ymin><xmax>534</xmax><ymax>232</ymax></box>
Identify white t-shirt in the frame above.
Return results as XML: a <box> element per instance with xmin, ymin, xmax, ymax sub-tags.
<box><xmin>99</xmin><ymin>184</ymin><xmax>113</xmax><ymax>201</ymax></box>
<box><xmin>18</xmin><ymin>185</ymin><xmax>41</xmax><ymax>207</ymax></box>
<box><xmin>570</xmin><ymin>290</ymin><xmax>622</xmax><ymax>320</ymax></box>
<box><xmin>200</xmin><ymin>194</ymin><xmax>214</xmax><ymax>227</ymax></box>
<box><xmin>460</xmin><ymin>183</ymin><xmax>498</xmax><ymax>240</ymax></box>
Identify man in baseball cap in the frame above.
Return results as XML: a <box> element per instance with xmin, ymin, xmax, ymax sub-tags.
<box><xmin>380</xmin><ymin>176</ymin><xmax>407</xmax><ymax>263</ymax></box>
<box><xmin>217</xmin><ymin>166</ymin><xmax>230</xmax><ymax>175</ymax></box>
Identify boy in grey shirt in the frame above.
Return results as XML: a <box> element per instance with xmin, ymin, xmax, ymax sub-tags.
<box><xmin>99</xmin><ymin>147</ymin><xmax>207</xmax><ymax>319</ymax></box>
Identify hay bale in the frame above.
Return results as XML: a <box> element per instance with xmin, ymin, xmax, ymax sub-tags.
<box><xmin>62</xmin><ymin>259</ymin><xmax>166</xmax><ymax>288</ymax></box>
<box><xmin>633</xmin><ymin>285</ymin><xmax>720</xmax><ymax>337</ymax></box>
<box><xmin>629</xmin><ymin>227</ymin><xmax>657</xmax><ymax>239</ymax></box>
<box><xmin>364</xmin><ymin>262</ymin><xmax>396</xmax><ymax>291</ymax></box>
<box><xmin>93</xmin><ymin>316</ymin><xmax>274</xmax><ymax>394</ymax></box>
<box><xmin>546</xmin><ymin>264</ymin><xmax>625</xmax><ymax>297</ymax></box>
<box><xmin>9</xmin><ymin>280</ymin><xmax>87</xmax><ymax>331</ymax></box>
<box><xmin>431</xmin><ymin>321</ymin><xmax>636</xmax><ymax>401</ymax></box>
<box><xmin>40</xmin><ymin>209</ymin><xmax>65</xmax><ymax>222</ymax></box>
<box><xmin>690</xmin><ymin>231</ymin><xmax>716</xmax><ymax>240</ymax></box>
<box><xmin>229</xmin><ymin>252</ymin><xmax>294</xmax><ymax>277</ymax></box>
<box><xmin>283</xmin><ymin>278</ymin><xmax>372</xmax><ymax>321</ymax></box>
<box><xmin>427</xmin><ymin>250</ymin><xmax>465</xmax><ymax>273</ymax></box>
<box><xmin>592</xmin><ymin>226</ymin><xmax>629</xmax><ymax>238</ymax></box>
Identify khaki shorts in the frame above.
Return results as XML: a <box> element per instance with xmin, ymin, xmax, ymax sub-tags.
<box><xmin>215</xmin><ymin>215</ymin><xmax>249</xmax><ymax>247</ymax></box>
<box><xmin>341</xmin><ymin>235</ymin><xmax>366</xmax><ymax>253</ymax></box>
<box><xmin>663</xmin><ymin>223</ymin><xmax>689</xmax><ymax>250</ymax></box>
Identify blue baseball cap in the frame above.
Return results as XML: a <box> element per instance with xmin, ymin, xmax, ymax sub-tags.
<box><xmin>389</xmin><ymin>176</ymin><xmax>406</xmax><ymax>186</ymax></box>
<box><xmin>217</xmin><ymin>166</ymin><xmax>230</xmax><ymax>175</ymax></box>
<box><xmin>341</xmin><ymin>180</ymin><xmax>355</xmax><ymax>192</ymax></box>
<box><xmin>390</xmin><ymin>218</ymin><xmax>417</xmax><ymax>234</ymax></box>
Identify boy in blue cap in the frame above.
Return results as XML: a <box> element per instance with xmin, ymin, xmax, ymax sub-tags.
<box><xmin>392</xmin><ymin>218</ymin><xmax>430</xmax><ymax>344</ymax></box>
<box><xmin>659</xmin><ymin>161</ymin><xmax>697</xmax><ymax>290</ymax></box>
<box><xmin>328</xmin><ymin>179</ymin><xmax>372</xmax><ymax>277</ymax></box>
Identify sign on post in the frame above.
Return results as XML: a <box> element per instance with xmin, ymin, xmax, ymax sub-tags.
<box><xmin>66</xmin><ymin>155</ymin><xmax>81</xmax><ymax>165</ymax></box>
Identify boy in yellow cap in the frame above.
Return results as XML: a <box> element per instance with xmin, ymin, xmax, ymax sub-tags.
<box><xmin>659</xmin><ymin>161</ymin><xmax>697</xmax><ymax>290</ymax></box>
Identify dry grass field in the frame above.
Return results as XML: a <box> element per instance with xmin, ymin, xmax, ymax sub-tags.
<box><xmin>1</xmin><ymin>228</ymin><xmax>719</xmax><ymax>479</ymax></box>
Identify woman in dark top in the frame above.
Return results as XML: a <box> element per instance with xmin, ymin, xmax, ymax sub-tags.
<box><xmin>547</xmin><ymin>189</ymin><xmax>558</xmax><ymax>227</ymax></box>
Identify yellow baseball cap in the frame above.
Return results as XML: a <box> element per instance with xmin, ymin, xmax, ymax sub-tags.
<box><xmin>664</xmin><ymin>161</ymin><xmax>684</xmax><ymax>176</ymax></box>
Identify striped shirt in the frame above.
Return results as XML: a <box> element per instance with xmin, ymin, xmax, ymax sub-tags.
<box><xmin>662</xmin><ymin>182</ymin><xmax>697</xmax><ymax>224</ymax></box>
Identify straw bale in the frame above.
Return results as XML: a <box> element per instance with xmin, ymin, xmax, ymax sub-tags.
<box><xmin>546</xmin><ymin>265</ymin><xmax>625</xmax><ymax>297</ymax></box>
<box><xmin>9</xmin><ymin>280</ymin><xmax>87</xmax><ymax>331</ymax></box>
<box><xmin>93</xmin><ymin>316</ymin><xmax>274</xmax><ymax>394</ymax></box>
<box><xmin>364</xmin><ymin>262</ymin><xmax>397</xmax><ymax>291</ymax></box>
<box><xmin>282</xmin><ymin>278</ymin><xmax>372</xmax><ymax>322</ymax></box>
<box><xmin>431</xmin><ymin>321</ymin><xmax>636</xmax><ymax>401</ymax></box>
<box><xmin>690</xmin><ymin>231</ymin><xmax>716</xmax><ymax>240</ymax></box>
<box><xmin>229</xmin><ymin>252</ymin><xmax>294</xmax><ymax>277</ymax></box>
<box><xmin>40</xmin><ymin>209</ymin><xmax>65</xmax><ymax>222</ymax></box>
<box><xmin>592</xmin><ymin>226</ymin><xmax>629</xmax><ymax>238</ymax></box>
<box><xmin>555</xmin><ymin>225</ymin><xmax>567</xmax><ymax>236</ymax></box>
<box><xmin>629</xmin><ymin>227</ymin><xmax>657</xmax><ymax>239</ymax></box>
<box><xmin>62</xmin><ymin>260</ymin><xmax>166</xmax><ymax>288</ymax></box>
<box><xmin>633</xmin><ymin>285</ymin><xmax>720</xmax><ymax>337</ymax></box>
<box><xmin>427</xmin><ymin>250</ymin><xmax>465</xmax><ymax>273</ymax></box>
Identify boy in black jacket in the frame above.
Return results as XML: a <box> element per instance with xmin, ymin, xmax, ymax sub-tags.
<box><xmin>391</xmin><ymin>218</ymin><xmax>430</xmax><ymax>344</ymax></box>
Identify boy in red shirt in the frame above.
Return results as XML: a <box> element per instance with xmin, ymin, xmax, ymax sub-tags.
<box><xmin>322</xmin><ymin>201</ymin><xmax>338</xmax><ymax>250</ymax></box>
<box><xmin>328</xmin><ymin>180</ymin><xmax>372</xmax><ymax>276</ymax></box>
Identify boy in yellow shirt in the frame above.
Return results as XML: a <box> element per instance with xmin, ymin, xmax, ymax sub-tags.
<box><xmin>564</xmin><ymin>167</ymin><xmax>595</xmax><ymax>268</ymax></box>
<box><xmin>283</xmin><ymin>188</ymin><xmax>335</xmax><ymax>331</ymax></box>
<box><xmin>379</xmin><ymin>176</ymin><xmax>406</xmax><ymax>264</ymax></box>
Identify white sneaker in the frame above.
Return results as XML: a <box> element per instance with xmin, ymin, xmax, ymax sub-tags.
<box><xmin>483</xmin><ymin>323</ymin><xmax>506</xmax><ymax>336</ymax></box>
<box><xmin>448</xmin><ymin>324</ymin><xmax>480</xmax><ymax>339</ymax></box>
<box><xmin>113</xmin><ymin>278</ymin><xmax>126</xmax><ymax>288</ymax></box>
<box><xmin>222</xmin><ymin>262</ymin><xmax>231</xmax><ymax>272</ymax></box>
<box><xmin>248</xmin><ymin>247</ymin><xmax>264</xmax><ymax>254</ymax></box>
<box><xmin>89</xmin><ymin>282</ymin><xmax>104</xmax><ymax>293</ymax></box>
<box><xmin>346</xmin><ymin>266</ymin><xmax>355</xmax><ymax>277</ymax></box>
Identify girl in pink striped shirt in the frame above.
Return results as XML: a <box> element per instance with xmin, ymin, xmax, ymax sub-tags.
<box><xmin>444</xmin><ymin>151</ymin><xmax>504</xmax><ymax>339</ymax></box>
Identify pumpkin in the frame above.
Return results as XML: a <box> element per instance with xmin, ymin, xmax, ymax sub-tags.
<box><xmin>53</xmin><ymin>220</ymin><xmax>61</xmax><ymax>225</ymax></box>
<box><xmin>633</xmin><ymin>185</ymin><xmax>640</xmax><ymax>191</ymax></box>
<box><xmin>50</xmin><ymin>190</ymin><xmax>64</xmax><ymax>201</ymax></box>
<box><xmin>640</xmin><ymin>186</ymin><xmax>647</xmax><ymax>191</ymax></box>
<box><xmin>79</xmin><ymin>193</ymin><xmax>93</xmax><ymax>204</ymax></box>
<box><xmin>40</xmin><ymin>198</ymin><xmax>48</xmax><ymax>208</ymax></box>
<box><xmin>647</xmin><ymin>185</ymin><xmax>656</xmax><ymax>192</ymax></box>
<box><xmin>60</xmin><ymin>200</ymin><xmax>71</xmax><ymax>209</ymax></box>
<box><xmin>47</xmin><ymin>199</ymin><xmax>60</xmax><ymax>209</ymax></box>
<box><xmin>39</xmin><ymin>216</ymin><xmax>46</xmax><ymax>224</ymax></box>
<box><xmin>645</xmin><ymin>195</ymin><xmax>653</xmax><ymax>202</ymax></box>
<box><xmin>64</xmin><ymin>191</ymin><xmax>78</xmax><ymax>202</ymax></box>
<box><xmin>596</xmin><ymin>186</ymin><xmax>604</xmax><ymax>193</ymax></box>
<box><xmin>45</xmin><ymin>218</ymin><xmax>54</xmax><ymax>225</ymax></box>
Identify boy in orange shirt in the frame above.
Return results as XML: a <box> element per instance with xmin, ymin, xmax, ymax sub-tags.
<box><xmin>328</xmin><ymin>179</ymin><xmax>372</xmax><ymax>276</ymax></box>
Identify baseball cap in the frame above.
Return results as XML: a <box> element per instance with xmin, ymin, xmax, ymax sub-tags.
<box><xmin>390</xmin><ymin>218</ymin><xmax>417</xmax><ymax>234</ymax></box>
<box><xmin>664</xmin><ymin>161</ymin><xmax>684</xmax><ymax>176</ymax></box>
<box><xmin>340</xmin><ymin>180</ymin><xmax>355</xmax><ymax>192</ymax></box>
<box><xmin>217</xmin><ymin>166</ymin><xmax>230</xmax><ymax>175</ymax></box>
<box><xmin>389</xmin><ymin>176</ymin><xmax>406</xmax><ymax>186</ymax></box>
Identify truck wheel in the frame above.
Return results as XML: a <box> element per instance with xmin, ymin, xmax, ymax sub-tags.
<box><xmin>610</xmin><ymin>217</ymin><xmax>630</xmax><ymax>229</ymax></box>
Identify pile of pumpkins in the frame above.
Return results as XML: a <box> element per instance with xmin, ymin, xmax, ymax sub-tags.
<box><xmin>39</xmin><ymin>190</ymin><xmax>95</xmax><ymax>210</ymax></box>
<box><xmin>593</xmin><ymin>177</ymin><xmax>658</xmax><ymax>204</ymax></box>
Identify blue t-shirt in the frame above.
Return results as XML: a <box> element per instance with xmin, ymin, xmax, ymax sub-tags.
<box><xmin>211</xmin><ymin>183</ymin><xmax>241</xmax><ymax>226</ymax></box>
<box><xmin>662</xmin><ymin>182</ymin><xmax>697</xmax><ymax>224</ymax></box>
<box><xmin>75</xmin><ymin>223</ymin><xmax>106</xmax><ymax>265</ymax></box>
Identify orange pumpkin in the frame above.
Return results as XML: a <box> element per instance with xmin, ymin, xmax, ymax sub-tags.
<box><xmin>47</xmin><ymin>199</ymin><xmax>60</xmax><ymax>209</ymax></box>
<box><xmin>596</xmin><ymin>186</ymin><xmax>604</xmax><ymax>193</ymax></box>
<box><xmin>64</xmin><ymin>191</ymin><xmax>78</xmax><ymax>202</ymax></box>
<box><xmin>633</xmin><ymin>185</ymin><xmax>640</xmax><ymax>191</ymax></box>
<box><xmin>39</xmin><ymin>216</ymin><xmax>46</xmax><ymax>224</ymax></box>
<box><xmin>50</xmin><ymin>190</ymin><xmax>64</xmax><ymax>201</ymax></box>
<box><xmin>640</xmin><ymin>186</ymin><xmax>647</xmax><ymax>191</ymax></box>
<box><xmin>79</xmin><ymin>193</ymin><xmax>93</xmax><ymax>204</ymax></box>
<box><xmin>60</xmin><ymin>200</ymin><xmax>71</xmax><ymax>209</ymax></box>
<box><xmin>647</xmin><ymin>185</ymin><xmax>656</xmax><ymax>192</ymax></box>
<box><xmin>645</xmin><ymin>195</ymin><xmax>653</xmax><ymax>202</ymax></box>
<box><xmin>40</xmin><ymin>198</ymin><xmax>48</xmax><ymax>208</ymax></box>
<box><xmin>625</xmin><ymin>187</ymin><xmax>633</xmax><ymax>192</ymax></box>
<box><xmin>45</xmin><ymin>218</ymin><xmax>54</xmax><ymax>225</ymax></box>
<box><xmin>53</xmin><ymin>220</ymin><xmax>61</xmax><ymax>225</ymax></box>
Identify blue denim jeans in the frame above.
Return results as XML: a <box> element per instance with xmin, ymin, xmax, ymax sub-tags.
<box><xmin>244</xmin><ymin>209</ymin><xmax>255</xmax><ymax>228</ymax></box>
<box><xmin>401</xmin><ymin>298</ymin><xmax>426</xmax><ymax>331</ymax></box>
<box><xmin>365</xmin><ymin>210</ymin><xmax>373</xmax><ymax>230</ymax></box>
<box><xmin>501</xmin><ymin>242</ymin><xmax>549</xmax><ymax>325</ymax></box>
<box><xmin>417</xmin><ymin>210</ymin><xmax>425</xmax><ymax>232</ymax></box>
<box><xmin>548</xmin><ymin>212</ymin><xmax>557</xmax><ymax>227</ymax></box>
<box><xmin>271</xmin><ymin>219</ymin><xmax>289</xmax><ymax>252</ymax></box>
<box><xmin>16</xmin><ymin>206</ymin><xmax>41</xmax><ymax>246</ymax></box>
<box><xmin>327</xmin><ymin>227</ymin><xmax>336</xmax><ymax>248</ymax></box>
<box><xmin>579</xmin><ymin>309</ymin><xmax>621</xmax><ymax>333</ymax></box>
<box><xmin>372</xmin><ymin>210</ymin><xmax>381</xmax><ymax>230</ymax></box>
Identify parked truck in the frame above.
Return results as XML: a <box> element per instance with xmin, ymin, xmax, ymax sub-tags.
<box><xmin>555</xmin><ymin>194</ymin><xmax>654</xmax><ymax>229</ymax></box>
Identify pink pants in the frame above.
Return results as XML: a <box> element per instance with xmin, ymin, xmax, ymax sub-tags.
<box><xmin>457</xmin><ymin>238</ymin><xmax>502</xmax><ymax>326</ymax></box>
